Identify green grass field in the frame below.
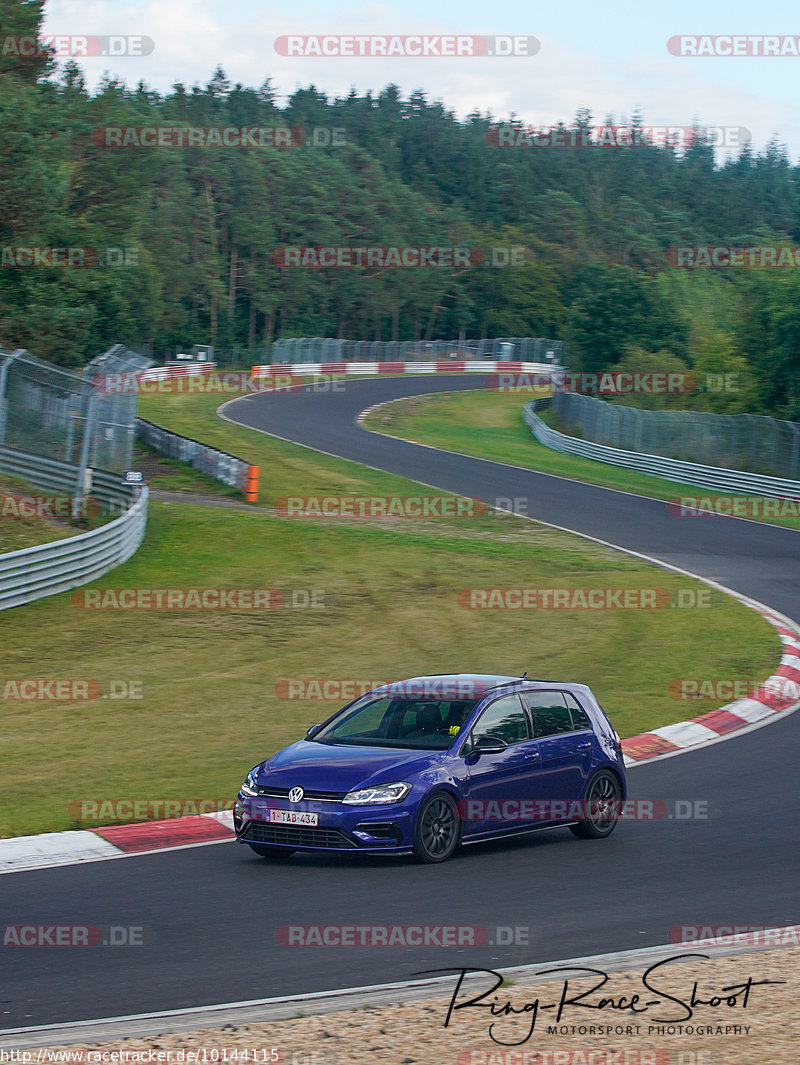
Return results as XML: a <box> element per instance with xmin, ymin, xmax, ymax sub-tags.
<box><xmin>0</xmin><ymin>380</ymin><xmax>782</xmax><ymax>837</ymax></box>
<box><xmin>363</xmin><ymin>389</ymin><xmax>800</xmax><ymax>531</ymax></box>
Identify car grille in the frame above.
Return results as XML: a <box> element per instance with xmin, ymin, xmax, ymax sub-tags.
<box><xmin>245</xmin><ymin>822</ymin><xmax>357</xmax><ymax>849</ymax></box>
<box><xmin>252</xmin><ymin>786</ymin><xmax>346</xmax><ymax>802</ymax></box>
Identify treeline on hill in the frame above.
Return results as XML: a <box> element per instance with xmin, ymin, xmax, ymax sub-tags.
<box><xmin>1</xmin><ymin>1</ymin><xmax>800</xmax><ymax>416</ymax></box>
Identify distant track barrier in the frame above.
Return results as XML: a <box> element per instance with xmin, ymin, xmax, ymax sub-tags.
<box><xmin>136</xmin><ymin>418</ymin><xmax>259</xmax><ymax>502</ymax></box>
<box><xmin>251</xmin><ymin>360</ymin><xmax>558</xmax><ymax>377</ymax></box>
<box><xmin>524</xmin><ymin>402</ymin><xmax>800</xmax><ymax>497</ymax></box>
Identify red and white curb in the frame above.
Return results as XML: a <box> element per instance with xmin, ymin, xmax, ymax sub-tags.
<box><xmin>622</xmin><ymin>606</ymin><xmax>800</xmax><ymax>764</ymax></box>
<box><xmin>250</xmin><ymin>360</ymin><xmax>555</xmax><ymax>376</ymax></box>
<box><xmin>0</xmin><ymin>811</ymin><xmax>234</xmax><ymax>874</ymax></box>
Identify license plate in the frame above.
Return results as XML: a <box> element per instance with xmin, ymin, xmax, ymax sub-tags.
<box><xmin>265</xmin><ymin>809</ymin><xmax>318</xmax><ymax>826</ymax></box>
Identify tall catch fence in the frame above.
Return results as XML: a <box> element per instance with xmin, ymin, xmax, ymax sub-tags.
<box><xmin>270</xmin><ymin>337</ymin><xmax>565</xmax><ymax>365</ymax></box>
<box><xmin>0</xmin><ymin>344</ymin><xmax>153</xmax><ymax>610</ymax></box>
<box><xmin>0</xmin><ymin>345</ymin><xmax>152</xmax><ymax>509</ymax></box>
<box><xmin>551</xmin><ymin>392</ymin><xmax>800</xmax><ymax>480</ymax></box>
<box><xmin>85</xmin><ymin>345</ymin><xmax>153</xmax><ymax>471</ymax></box>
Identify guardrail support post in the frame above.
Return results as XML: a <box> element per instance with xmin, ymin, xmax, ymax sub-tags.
<box><xmin>0</xmin><ymin>350</ymin><xmax>25</xmax><ymax>447</ymax></box>
<box><xmin>73</xmin><ymin>384</ymin><xmax>97</xmax><ymax>519</ymax></box>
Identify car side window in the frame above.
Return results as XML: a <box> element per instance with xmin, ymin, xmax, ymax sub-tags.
<box><xmin>563</xmin><ymin>692</ymin><xmax>591</xmax><ymax>730</ymax></box>
<box><xmin>525</xmin><ymin>690</ymin><xmax>574</xmax><ymax>737</ymax></box>
<box><xmin>472</xmin><ymin>694</ymin><xmax>530</xmax><ymax>745</ymax></box>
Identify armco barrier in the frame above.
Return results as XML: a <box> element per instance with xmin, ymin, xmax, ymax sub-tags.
<box><xmin>0</xmin><ymin>446</ymin><xmax>134</xmax><ymax>512</ymax></box>
<box><xmin>136</xmin><ymin>418</ymin><xmax>259</xmax><ymax>501</ymax></box>
<box><xmin>524</xmin><ymin>403</ymin><xmax>800</xmax><ymax>497</ymax></box>
<box><xmin>0</xmin><ymin>450</ymin><xmax>148</xmax><ymax>611</ymax></box>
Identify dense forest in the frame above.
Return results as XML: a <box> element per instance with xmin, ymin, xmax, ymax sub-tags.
<box><xmin>2</xmin><ymin>1</ymin><xmax>800</xmax><ymax>416</ymax></box>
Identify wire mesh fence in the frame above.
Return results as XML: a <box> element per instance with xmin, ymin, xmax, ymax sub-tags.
<box><xmin>551</xmin><ymin>392</ymin><xmax>800</xmax><ymax>479</ymax></box>
<box><xmin>269</xmin><ymin>337</ymin><xmax>565</xmax><ymax>364</ymax></box>
<box><xmin>84</xmin><ymin>345</ymin><xmax>153</xmax><ymax>472</ymax></box>
<box><xmin>0</xmin><ymin>345</ymin><xmax>151</xmax><ymax>477</ymax></box>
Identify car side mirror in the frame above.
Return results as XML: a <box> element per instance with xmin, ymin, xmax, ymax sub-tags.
<box><xmin>306</xmin><ymin>724</ymin><xmax>322</xmax><ymax>738</ymax></box>
<box><xmin>473</xmin><ymin>734</ymin><xmax>508</xmax><ymax>754</ymax></box>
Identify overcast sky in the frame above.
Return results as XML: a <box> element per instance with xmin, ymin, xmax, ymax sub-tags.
<box><xmin>41</xmin><ymin>0</ymin><xmax>800</xmax><ymax>161</ymax></box>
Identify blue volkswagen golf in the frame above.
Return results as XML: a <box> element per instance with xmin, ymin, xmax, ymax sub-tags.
<box><xmin>234</xmin><ymin>674</ymin><xmax>627</xmax><ymax>863</ymax></box>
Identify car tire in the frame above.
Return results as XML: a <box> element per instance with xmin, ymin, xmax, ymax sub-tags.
<box><xmin>412</xmin><ymin>791</ymin><xmax>461</xmax><ymax>863</ymax></box>
<box><xmin>247</xmin><ymin>844</ymin><xmax>296</xmax><ymax>859</ymax></box>
<box><xmin>569</xmin><ymin>770</ymin><xmax>622</xmax><ymax>839</ymax></box>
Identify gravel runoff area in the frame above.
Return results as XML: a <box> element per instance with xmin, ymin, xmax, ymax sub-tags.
<box><xmin>40</xmin><ymin>940</ymin><xmax>799</xmax><ymax>1065</ymax></box>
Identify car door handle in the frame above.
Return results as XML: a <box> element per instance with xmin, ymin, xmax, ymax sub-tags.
<box><xmin>524</xmin><ymin>751</ymin><xmax>540</xmax><ymax>760</ymax></box>
<box><xmin>576</xmin><ymin>741</ymin><xmax>592</xmax><ymax>750</ymax></box>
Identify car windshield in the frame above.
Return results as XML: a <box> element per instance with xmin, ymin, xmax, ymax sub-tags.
<box><xmin>312</xmin><ymin>696</ymin><xmax>479</xmax><ymax>750</ymax></box>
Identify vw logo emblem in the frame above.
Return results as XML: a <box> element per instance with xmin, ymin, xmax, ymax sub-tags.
<box><xmin>288</xmin><ymin>786</ymin><xmax>304</xmax><ymax>804</ymax></box>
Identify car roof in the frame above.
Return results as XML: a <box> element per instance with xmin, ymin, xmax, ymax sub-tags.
<box><xmin>369</xmin><ymin>674</ymin><xmax>593</xmax><ymax>700</ymax></box>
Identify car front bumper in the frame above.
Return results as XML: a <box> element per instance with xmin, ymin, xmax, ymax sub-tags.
<box><xmin>234</xmin><ymin>795</ymin><xmax>416</xmax><ymax>854</ymax></box>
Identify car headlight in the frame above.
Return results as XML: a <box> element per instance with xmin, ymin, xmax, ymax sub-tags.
<box><xmin>240</xmin><ymin>767</ymin><xmax>261</xmax><ymax>796</ymax></box>
<box><xmin>342</xmin><ymin>781</ymin><xmax>411</xmax><ymax>805</ymax></box>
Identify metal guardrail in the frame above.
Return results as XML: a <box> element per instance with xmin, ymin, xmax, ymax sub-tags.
<box><xmin>136</xmin><ymin>418</ymin><xmax>259</xmax><ymax>501</ymax></box>
<box><xmin>271</xmin><ymin>337</ymin><xmax>565</xmax><ymax>364</ymax></box>
<box><xmin>0</xmin><ymin>451</ymin><xmax>148</xmax><ymax>611</ymax></box>
<box><xmin>0</xmin><ymin>446</ymin><xmax>135</xmax><ymax>512</ymax></box>
<box><xmin>523</xmin><ymin>403</ymin><xmax>800</xmax><ymax>497</ymax></box>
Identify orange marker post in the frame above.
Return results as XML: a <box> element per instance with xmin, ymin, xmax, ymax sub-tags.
<box><xmin>245</xmin><ymin>465</ymin><xmax>260</xmax><ymax>503</ymax></box>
